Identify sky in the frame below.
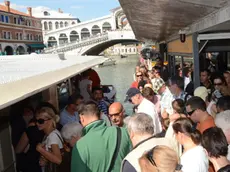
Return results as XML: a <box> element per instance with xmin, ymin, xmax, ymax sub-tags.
<box><xmin>5</xmin><ymin>0</ymin><xmax>120</xmax><ymax>21</ymax></box>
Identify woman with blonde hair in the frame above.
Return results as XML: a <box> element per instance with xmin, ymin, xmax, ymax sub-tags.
<box><xmin>36</xmin><ymin>107</ymin><xmax>63</xmax><ymax>172</ymax></box>
<box><xmin>139</xmin><ymin>145</ymin><xmax>182</xmax><ymax>172</ymax></box>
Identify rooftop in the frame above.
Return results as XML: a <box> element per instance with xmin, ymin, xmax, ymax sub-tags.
<box><xmin>0</xmin><ymin>2</ymin><xmax>32</xmax><ymax>17</ymax></box>
<box><xmin>32</xmin><ymin>6</ymin><xmax>79</xmax><ymax>19</ymax></box>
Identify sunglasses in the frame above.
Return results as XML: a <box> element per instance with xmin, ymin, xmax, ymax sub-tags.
<box><xmin>136</xmin><ymin>75</ymin><xmax>142</xmax><ymax>77</ymax></box>
<box><xmin>36</xmin><ymin>118</ymin><xmax>51</xmax><ymax>124</ymax></box>
<box><xmin>186</xmin><ymin>110</ymin><xmax>195</xmax><ymax>116</ymax></box>
<box><xmin>147</xmin><ymin>147</ymin><xmax>157</xmax><ymax>166</ymax></box>
<box><xmin>214</xmin><ymin>82</ymin><xmax>223</xmax><ymax>86</ymax></box>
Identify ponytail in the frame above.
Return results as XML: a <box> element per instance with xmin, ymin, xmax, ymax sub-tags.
<box><xmin>173</xmin><ymin>118</ymin><xmax>201</xmax><ymax>145</ymax></box>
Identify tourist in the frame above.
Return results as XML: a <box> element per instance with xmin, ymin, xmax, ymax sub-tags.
<box><xmin>216</xmin><ymin>96</ymin><xmax>230</xmax><ymax>113</ymax></box>
<box><xmin>169</xmin><ymin>99</ymin><xmax>186</xmax><ymax>122</ymax></box>
<box><xmin>131</xmin><ymin>72</ymin><xmax>143</xmax><ymax>89</ymax></box>
<box><xmin>152</xmin><ymin>78</ymin><xmax>174</xmax><ymax>119</ymax></box>
<box><xmin>121</xmin><ymin>113</ymin><xmax>178</xmax><ymax>172</ymax></box>
<box><xmin>108</xmin><ymin>102</ymin><xmax>125</xmax><ymax>127</ymax></box>
<box><xmin>142</xmin><ymin>87</ymin><xmax>161</xmax><ymax>116</ymax></box>
<box><xmin>213</xmin><ymin>74</ymin><xmax>227</xmax><ymax>99</ymax></box>
<box><xmin>36</xmin><ymin>107</ymin><xmax>64</xmax><ymax>172</ymax></box>
<box><xmin>137</xmin><ymin>80</ymin><xmax>146</xmax><ymax>93</ymax></box>
<box><xmin>168</xmin><ymin>76</ymin><xmax>191</xmax><ymax>101</ymax></box>
<box><xmin>223</xmin><ymin>70</ymin><xmax>230</xmax><ymax>89</ymax></box>
<box><xmin>91</xmin><ymin>87</ymin><xmax>110</xmax><ymax>115</ymax></box>
<box><xmin>71</xmin><ymin>102</ymin><xmax>131</xmax><ymax>172</ymax></box>
<box><xmin>215</xmin><ymin>110</ymin><xmax>230</xmax><ymax>160</ymax></box>
<box><xmin>184</xmin><ymin>67</ymin><xmax>191</xmax><ymax>90</ymax></box>
<box><xmin>79</xmin><ymin>71</ymin><xmax>92</xmax><ymax>101</ymax></box>
<box><xmin>186</xmin><ymin>96</ymin><xmax>215</xmax><ymax>133</ymax></box>
<box><xmin>61</xmin><ymin>122</ymin><xmax>82</xmax><ymax>147</ymax></box>
<box><xmin>202</xmin><ymin>127</ymin><xmax>230</xmax><ymax>172</ymax></box>
<box><xmin>155</xmin><ymin>57</ymin><xmax>169</xmax><ymax>81</ymax></box>
<box><xmin>125</xmin><ymin>88</ymin><xmax>162</xmax><ymax>134</ymax></box>
<box><xmin>139</xmin><ymin>145</ymin><xmax>182</xmax><ymax>172</ymax></box>
<box><xmin>194</xmin><ymin>86</ymin><xmax>208</xmax><ymax>102</ymax></box>
<box><xmin>151</xmin><ymin>66</ymin><xmax>161</xmax><ymax>84</ymax></box>
<box><xmin>15</xmin><ymin>115</ymin><xmax>44</xmax><ymax>172</ymax></box>
<box><xmin>133</xmin><ymin>65</ymin><xmax>140</xmax><ymax>81</ymax></box>
<box><xmin>173</xmin><ymin>118</ymin><xmax>209</xmax><ymax>172</ymax></box>
<box><xmin>60</xmin><ymin>95</ymin><xmax>83</xmax><ymax>127</ymax></box>
<box><xmin>200</xmin><ymin>69</ymin><xmax>214</xmax><ymax>95</ymax></box>
<box><xmin>88</xmin><ymin>68</ymin><xmax>101</xmax><ymax>88</ymax></box>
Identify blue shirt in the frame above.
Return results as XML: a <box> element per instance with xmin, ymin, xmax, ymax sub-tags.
<box><xmin>60</xmin><ymin>108</ymin><xmax>80</xmax><ymax>126</ymax></box>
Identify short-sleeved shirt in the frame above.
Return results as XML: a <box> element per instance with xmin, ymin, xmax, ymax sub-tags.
<box><xmin>197</xmin><ymin>115</ymin><xmax>215</xmax><ymax>133</ymax></box>
<box><xmin>160</xmin><ymin>87</ymin><xmax>174</xmax><ymax>116</ymax></box>
<box><xmin>60</xmin><ymin>108</ymin><xmax>80</xmax><ymax>126</ymax></box>
<box><xmin>43</xmin><ymin>129</ymin><xmax>63</xmax><ymax>151</ymax></box>
<box><xmin>181</xmin><ymin>145</ymin><xmax>209</xmax><ymax>172</ymax></box>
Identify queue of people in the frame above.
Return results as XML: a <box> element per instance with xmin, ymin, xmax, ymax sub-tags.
<box><xmin>10</xmin><ymin>62</ymin><xmax>230</xmax><ymax>172</ymax></box>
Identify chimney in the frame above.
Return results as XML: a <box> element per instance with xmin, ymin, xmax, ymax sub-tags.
<box><xmin>58</xmin><ymin>8</ymin><xmax>63</xmax><ymax>13</ymax></box>
<box><xmin>4</xmin><ymin>1</ymin><xmax>10</xmax><ymax>12</ymax></box>
<box><xmin>27</xmin><ymin>7</ymin><xmax>32</xmax><ymax>17</ymax></box>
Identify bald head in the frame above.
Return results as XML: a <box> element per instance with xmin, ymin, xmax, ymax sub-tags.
<box><xmin>109</xmin><ymin>102</ymin><xmax>124</xmax><ymax>127</ymax></box>
<box><xmin>109</xmin><ymin>102</ymin><xmax>123</xmax><ymax>112</ymax></box>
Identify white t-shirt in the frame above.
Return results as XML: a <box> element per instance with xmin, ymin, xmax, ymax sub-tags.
<box><xmin>79</xmin><ymin>79</ymin><xmax>92</xmax><ymax>101</ymax></box>
<box><xmin>228</xmin><ymin>145</ymin><xmax>230</xmax><ymax>161</ymax></box>
<box><xmin>43</xmin><ymin>129</ymin><xmax>63</xmax><ymax>151</ymax></box>
<box><xmin>137</xmin><ymin>98</ymin><xmax>162</xmax><ymax>134</ymax></box>
<box><xmin>184</xmin><ymin>77</ymin><xmax>190</xmax><ymax>90</ymax></box>
<box><xmin>181</xmin><ymin>145</ymin><xmax>209</xmax><ymax>172</ymax></box>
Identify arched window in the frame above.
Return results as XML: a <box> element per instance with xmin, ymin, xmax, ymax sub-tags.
<box><xmin>65</xmin><ymin>22</ymin><xmax>68</xmax><ymax>27</ymax></box>
<box><xmin>44</xmin><ymin>22</ymin><xmax>48</xmax><ymax>30</ymax></box>
<box><xmin>60</xmin><ymin>22</ymin><xmax>64</xmax><ymax>28</ymax></box>
<box><xmin>102</xmin><ymin>22</ymin><xmax>112</xmax><ymax>32</ymax></box>
<box><xmin>72</xmin><ymin>21</ymin><xmax>75</xmax><ymax>25</ymax></box>
<box><xmin>81</xmin><ymin>28</ymin><xmax>90</xmax><ymax>39</ymax></box>
<box><xmin>55</xmin><ymin>22</ymin><xmax>59</xmax><ymax>29</ymax></box>
<box><xmin>91</xmin><ymin>25</ymin><xmax>101</xmax><ymax>35</ymax></box>
<box><xmin>44</xmin><ymin>11</ymin><xmax>50</xmax><ymax>16</ymax></box>
<box><xmin>48</xmin><ymin>22</ymin><xmax>53</xmax><ymax>30</ymax></box>
<box><xmin>27</xmin><ymin>34</ymin><xmax>30</xmax><ymax>40</ymax></box>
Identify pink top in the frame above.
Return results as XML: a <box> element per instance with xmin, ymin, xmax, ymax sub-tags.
<box><xmin>153</xmin><ymin>95</ymin><xmax>161</xmax><ymax>116</ymax></box>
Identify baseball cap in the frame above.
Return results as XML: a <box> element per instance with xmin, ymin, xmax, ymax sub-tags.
<box><xmin>194</xmin><ymin>86</ymin><xmax>208</xmax><ymax>102</ymax></box>
<box><xmin>152</xmin><ymin>78</ymin><xmax>165</xmax><ymax>93</ymax></box>
<box><xmin>124</xmin><ymin>88</ymin><xmax>140</xmax><ymax>102</ymax></box>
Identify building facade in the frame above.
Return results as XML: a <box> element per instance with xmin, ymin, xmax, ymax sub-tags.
<box><xmin>0</xmin><ymin>1</ymin><xmax>43</xmax><ymax>55</ymax></box>
<box><xmin>32</xmin><ymin>7</ymin><xmax>80</xmax><ymax>33</ymax></box>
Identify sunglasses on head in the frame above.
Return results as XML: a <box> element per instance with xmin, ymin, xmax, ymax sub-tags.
<box><xmin>146</xmin><ymin>147</ymin><xmax>157</xmax><ymax>166</ymax></box>
<box><xmin>36</xmin><ymin>118</ymin><xmax>51</xmax><ymax>124</ymax></box>
<box><xmin>186</xmin><ymin>110</ymin><xmax>195</xmax><ymax>116</ymax></box>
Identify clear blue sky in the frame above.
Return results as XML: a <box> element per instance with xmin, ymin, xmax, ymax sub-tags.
<box><xmin>9</xmin><ymin>0</ymin><xmax>120</xmax><ymax>21</ymax></box>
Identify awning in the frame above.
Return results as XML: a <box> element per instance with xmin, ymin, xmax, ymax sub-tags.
<box><xmin>118</xmin><ymin>0</ymin><xmax>229</xmax><ymax>42</ymax></box>
<box><xmin>0</xmin><ymin>54</ymin><xmax>106</xmax><ymax>110</ymax></box>
<box><xmin>27</xmin><ymin>44</ymin><xmax>46</xmax><ymax>48</ymax></box>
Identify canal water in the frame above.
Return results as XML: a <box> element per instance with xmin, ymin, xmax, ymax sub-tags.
<box><xmin>95</xmin><ymin>56</ymin><xmax>139</xmax><ymax>115</ymax></box>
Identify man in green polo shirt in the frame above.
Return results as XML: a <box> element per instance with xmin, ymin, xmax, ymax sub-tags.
<box><xmin>71</xmin><ymin>102</ymin><xmax>132</xmax><ymax>172</ymax></box>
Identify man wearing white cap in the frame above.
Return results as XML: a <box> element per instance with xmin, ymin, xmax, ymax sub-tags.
<box><xmin>152</xmin><ymin>78</ymin><xmax>174</xmax><ymax>119</ymax></box>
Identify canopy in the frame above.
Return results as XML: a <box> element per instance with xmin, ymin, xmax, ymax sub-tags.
<box><xmin>0</xmin><ymin>54</ymin><xmax>105</xmax><ymax>110</ymax></box>
<box><xmin>118</xmin><ymin>0</ymin><xmax>229</xmax><ymax>42</ymax></box>
<box><xmin>27</xmin><ymin>44</ymin><xmax>46</xmax><ymax>48</ymax></box>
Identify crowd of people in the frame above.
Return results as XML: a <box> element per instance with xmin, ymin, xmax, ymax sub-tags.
<box><xmin>10</xmin><ymin>57</ymin><xmax>230</xmax><ymax>172</ymax></box>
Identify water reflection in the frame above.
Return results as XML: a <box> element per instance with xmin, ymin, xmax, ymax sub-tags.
<box><xmin>95</xmin><ymin>56</ymin><xmax>138</xmax><ymax>115</ymax></box>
